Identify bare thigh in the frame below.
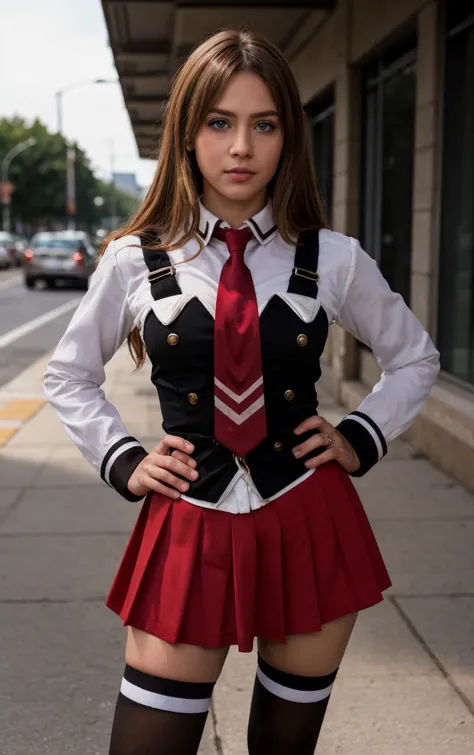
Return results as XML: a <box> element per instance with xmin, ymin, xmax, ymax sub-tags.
<box><xmin>125</xmin><ymin>627</ymin><xmax>229</xmax><ymax>683</ymax></box>
<box><xmin>258</xmin><ymin>612</ymin><xmax>358</xmax><ymax>677</ymax></box>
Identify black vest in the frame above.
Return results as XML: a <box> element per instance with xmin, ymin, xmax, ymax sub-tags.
<box><xmin>141</xmin><ymin>230</ymin><xmax>329</xmax><ymax>503</ymax></box>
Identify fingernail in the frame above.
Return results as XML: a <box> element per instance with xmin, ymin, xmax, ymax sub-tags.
<box><xmin>190</xmin><ymin>470</ymin><xmax>198</xmax><ymax>480</ymax></box>
<box><xmin>181</xmin><ymin>482</ymin><xmax>189</xmax><ymax>491</ymax></box>
<box><xmin>172</xmin><ymin>491</ymin><xmax>180</xmax><ymax>498</ymax></box>
<box><xmin>185</xmin><ymin>442</ymin><xmax>194</xmax><ymax>451</ymax></box>
<box><xmin>293</xmin><ymin>449</ymin><xmax>301</xmax><ymax>458</ymax></box>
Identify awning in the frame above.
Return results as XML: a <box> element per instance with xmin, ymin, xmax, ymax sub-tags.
<box><xmin>101</xmin><ymin>0</ymin><xmax>335</xmax><ymax>157</ymax></box>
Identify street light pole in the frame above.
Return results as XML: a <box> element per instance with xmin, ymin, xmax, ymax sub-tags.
<box><xmin>55</xmin><ymin>78</ymin><xmax>118</xmax><ymax>231</ymax></box>
<box><xmin>1</xmin><ymin>137</ymin><xmax>37</xmax><ymax>232</ymax></box>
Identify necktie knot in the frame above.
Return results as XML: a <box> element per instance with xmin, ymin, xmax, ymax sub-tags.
<box><xmin>213</xmin><ymin>226</ymin><xmax>253</xmax><ymax>258</ymax></box>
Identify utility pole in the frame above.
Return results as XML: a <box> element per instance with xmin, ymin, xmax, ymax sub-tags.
<box><xmin>55</xmin><ymin>78</ymin><xmax>118</xmax><ymax>231</ymax></box>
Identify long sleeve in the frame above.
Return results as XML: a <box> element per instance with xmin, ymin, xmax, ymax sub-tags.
<box><xmin>43</xmin><ymin>241</ymin><xmax>148</xmax><ymax>501</ymax></box>
<box><xmin>334</xmin><ymin>238</ymin><xmax>440</xmax><ymax>476</ymax></box>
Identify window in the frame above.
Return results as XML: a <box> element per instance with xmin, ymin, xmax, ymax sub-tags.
<box><xmin>437</xmin><ymin>10</ymin><xmax>474</xmax><ymax>386</ymax></box>
<box><xmin>361</xmin><ymin>41</ymin><xmax>417</xmax><ymax>304</ymax></box>
<box><xmin>307</xmin><ymin>92</ymin><xmax>335</xmax><ymax>224</ymax></box>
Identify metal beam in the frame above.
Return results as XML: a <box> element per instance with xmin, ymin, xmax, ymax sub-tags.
<box><xmin>176</xmin><ymin>0</ymin><xmax>334</xmax><ymax>6</ymax></box>
<box><xmin>115</xmin><ymin>41</ymin><xmax>172</xmax><ymax>56</ymax></box>
<box><xmin>126</xmin><ymin>96</ymin><xmax>167</xmax><ymax>104</ymax></box>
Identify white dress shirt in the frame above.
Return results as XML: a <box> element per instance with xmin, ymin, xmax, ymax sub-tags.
<box><xmin>44</xmin><ymin>200</ymin><xmax>440</xmax><ymax>512</ymax></box>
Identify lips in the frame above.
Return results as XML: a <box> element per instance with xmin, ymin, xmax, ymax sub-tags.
<box><xmin>225</xmin><ymin>168</ymin><xmax>255</xmax><ymax>176</ymax></box>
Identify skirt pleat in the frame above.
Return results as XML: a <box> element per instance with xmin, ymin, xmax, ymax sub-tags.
<box><xmin>106</xmin><ymin>461</ymin><xmax>392</xmax><ymax>652</ymax></box>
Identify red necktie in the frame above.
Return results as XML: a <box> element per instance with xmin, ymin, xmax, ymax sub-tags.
<box><xmin>213</xmin><ymin>226</ymin><xmax>267</xmax><ymax>457</ymax></box>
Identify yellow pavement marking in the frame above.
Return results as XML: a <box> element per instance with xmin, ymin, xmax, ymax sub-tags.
<box><xmin>0</xmin><ymin>427</ymin><xmax>17</xmax><ymax>445</ymax></box>
<box><xmin>0</xmin><ymin>397</ymin><xmax>46</xmax><ymax>448</ymax></box>
<box><xmin>0</xmin><ymin>398</ymin><xmax>46</xmax><ymax>421</ymax></box>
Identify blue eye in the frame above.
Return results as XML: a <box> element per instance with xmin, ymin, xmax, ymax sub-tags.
<box><xmin>256</xmin><ymin>122</ymin><xmax>276</xmax><ymax>132</ymax></box>
<box><xmin>209</xmin><ymin>119</ymin><xmax>229</xmax><ymax>130</ymax></box>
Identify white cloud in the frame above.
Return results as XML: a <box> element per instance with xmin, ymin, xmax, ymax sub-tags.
<box><xmin>0</xmin><ymin>0</ymin><xmax>157</xmax><ymax>188</ymax></box>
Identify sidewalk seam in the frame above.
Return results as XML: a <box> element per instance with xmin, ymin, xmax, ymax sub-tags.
<box><xmin>389</xmin><ymin>596</ymin><xmax>474</xmax><ymax>717</ymax></box>
<box><xmin>210</xmin><ymin>700</ymin><xmax>224</xmax><ymax>755</ymax></box>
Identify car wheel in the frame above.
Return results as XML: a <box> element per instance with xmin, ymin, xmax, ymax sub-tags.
<box><xmin>24</xmin><ymin>276</ymin><xmax>35</xmax><ymax>289</ymax></box>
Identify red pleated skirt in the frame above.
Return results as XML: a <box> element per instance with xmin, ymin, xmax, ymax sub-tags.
<box><xmin>106</xmin><ymin>461</ymin><xmax>391</xmax><ymax>652</ymax></box>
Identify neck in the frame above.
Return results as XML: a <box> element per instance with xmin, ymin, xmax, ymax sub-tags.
<box><xmin>202</xmin><ymin>183</ymin><xmax>267</xmax><ymax>228</ymax></box>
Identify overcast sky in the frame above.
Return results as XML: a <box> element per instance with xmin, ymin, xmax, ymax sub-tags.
<box><xmin>0</xmin><ymin>0</ymin><xmax>157</xmax><ymax>189</ymax></box>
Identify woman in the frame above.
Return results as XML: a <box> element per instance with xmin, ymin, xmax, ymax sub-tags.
<box><xmin>44</xmin><ymin>28</ymin><xmax>440</xmax><ymax>755</ymax></box>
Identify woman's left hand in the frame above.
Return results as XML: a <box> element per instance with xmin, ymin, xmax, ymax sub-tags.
<box><xmin>292</xmin><ymin>415</ymin><xmax>361</xmax><ymax>474</ymax></box>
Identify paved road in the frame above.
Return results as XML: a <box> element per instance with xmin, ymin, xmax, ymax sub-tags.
<box><xmin>0</xmin><ymin>269</ymin><xmax>81</xmax><ymax>388</ymax></box>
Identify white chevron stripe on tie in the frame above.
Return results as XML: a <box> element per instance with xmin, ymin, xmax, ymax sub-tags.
<box><xmin>215</xmin><ymin>395</ymin><xmax>265</xmax><ymax>425</ymax></box>
<box><xmin>214</xmin><ymin>376</ymin><xmax>263</xmax><ymax>404</ymax></box>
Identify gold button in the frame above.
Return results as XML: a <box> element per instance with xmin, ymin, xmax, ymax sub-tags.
<box><xmin>284</xmin><ymin>389</ymin><xmax>295</xmax><ymax>401</ymax></box>
<box><xmin>274</xmin><ymin>441</ymin><xmax>283</xmax><ymax>452</ymax></box>
<box><xmin>167</xmin><ymin>333</ymin><xmax>179</xmax><ymax>346</ymax></box>
<box><xmin>187</xmin><ymin>392</ymin><xmax>198</xmax><ymax>405</ymax></box>
<box><xmin>297</xmin><ymin>334</ymin><xmax>308</xmax><ymax>347</ymax></box>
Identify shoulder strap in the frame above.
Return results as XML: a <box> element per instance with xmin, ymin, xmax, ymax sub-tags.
<box><xmin>287</xmin><ymin>229</ymin><xmax>320</xmax><ymax>298</ymax></box>
<box><xmin>139</xmin><ymin>232</ymin><xmax>182</xmax><ymax>300</ymax></box>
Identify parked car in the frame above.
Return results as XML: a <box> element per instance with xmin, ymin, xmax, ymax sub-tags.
<box><xmin>0</xmin><ymin>231</ymin><xmax>17</xmax><ymax>266</ymax></box>
<box><xmin>23</xmin><ymin>231</ymin><xmax>97</xmax><ymax>289</ymax></box>
<box><xmin>0</xmin><ymin>244</ymin><xmax>11</xmax><ymax>269</ymax></box>
<box><xmin>12</xmin><ymin>234</ymin><xmax>29</xmax><ymax>266</ymax></box>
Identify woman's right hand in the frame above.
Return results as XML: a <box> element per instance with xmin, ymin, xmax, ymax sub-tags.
<box><xmin>127</xmin><ymin>435</ymin><xmax>199</xmax><ymax>499</ymax></box>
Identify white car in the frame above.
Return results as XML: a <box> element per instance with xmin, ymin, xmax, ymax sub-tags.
<box><xmin>0</xmin><ymin>244</ymin><xmax>11</xmax><ymax>269</ymax></box>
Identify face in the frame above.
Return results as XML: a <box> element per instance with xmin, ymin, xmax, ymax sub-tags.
<box><xmin>193</xmin><ymin>72</ymin><xmax>284</xmax><ymax>209</ymax></box>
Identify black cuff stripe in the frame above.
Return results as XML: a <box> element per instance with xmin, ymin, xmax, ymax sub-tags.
<box><xmin>257</xmin><ymin>655</ymin><xmax>339</xmax><ymax>691</ymax></box>
<box><xmin>351</xmin><ymin>411</ymin><xmax>387</xmax><ymax>456</ymax></box>
<box><xmin>124</xmin><ymin>665</ymin><xmax>215</xmax><ymax>699</ymax></box>
<box><xmin>100</xmin><ymin>436</ymin><xmax>141</xmax><ymax>482</ymax></box>
<box><xmin>109</xmin><ymin>445</ymin><xmax>148</xmax><ymax>502</ymax></box>
<box><xmin>336</xmin><ymin>417</ymin><xmax>379</xmax><ymax>477</ymax></box>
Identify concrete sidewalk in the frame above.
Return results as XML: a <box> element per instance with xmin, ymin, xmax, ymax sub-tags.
<box><xmin>0</xmin><ymin>346</ymin><xmax>473</xmax><ymax>754</ymax></box>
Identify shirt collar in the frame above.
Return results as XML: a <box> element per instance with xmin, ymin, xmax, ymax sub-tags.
<box><xmin>197</xmin><ymin>199</ymin><xmax>279</xmax><ymax>246</ymax></box>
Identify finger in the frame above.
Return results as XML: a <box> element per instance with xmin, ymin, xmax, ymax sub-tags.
<box><xmin>303</xmin><ymin>447</ymin><xmax>337</xmax><ymax>468</ymax></box>
<box><xmin>171</xmin><ymin>449</ymin><xmax>197</xmax><ymax>468</ymax></box>
<box><xmin>159</xmin><ymin>455</ymin><xmax>199</xmax><ymax>481</ymax></box>
<box><xmin>292</xmin><ymin>433</ymin><xmax>332</xmax><ymax>458</ymax></box>
<box><xmin>293</xmin><ymin>415</ymin><xmax>323</xmax><ymax>436</ymax></box>
<box><xmin>154</xmin><ymin>435</ymin><xmax>194</xmax><ymax>455</ymax></box>
<box><xmin>139</xmin><ymin>473</ymin><xmax>182</xmax><ymax>499</ymax></box>
<box><xmin>144</xmin><ymin>465</ymin><xmax>192</xmax><ymax>494</ymax></box>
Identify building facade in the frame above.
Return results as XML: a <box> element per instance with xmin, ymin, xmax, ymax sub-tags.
<box><xmin>294</xmin><ymin>0</ymin><xmax>474</xmax><ymax>490</ymax></box>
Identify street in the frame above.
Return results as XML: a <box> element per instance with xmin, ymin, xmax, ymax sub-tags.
<box><xmin>0</xmin><ymin>268</ymin><xmax>80</xmax><ymax>388</ymax></box>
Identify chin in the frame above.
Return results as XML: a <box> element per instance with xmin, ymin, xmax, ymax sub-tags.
<box><xmin>217</xmin><ymin>181</ymin><xmax>265</xmax><ymax>203</ymax></box>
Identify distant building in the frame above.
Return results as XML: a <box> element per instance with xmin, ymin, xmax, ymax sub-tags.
<box><xmin>112</xmin><ymin>172</ymin><xmax>140</xmax><ymax>196</ymax></box>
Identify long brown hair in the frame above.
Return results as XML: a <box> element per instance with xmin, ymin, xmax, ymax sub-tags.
<box><xmin>102</xmin><ymin>28</ymin><xmax>328</xmax><ymax>369</ymax></box>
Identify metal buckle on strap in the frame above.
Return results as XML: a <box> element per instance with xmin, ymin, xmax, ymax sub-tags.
<box><xmin>148</xmin><ymin>265</ymin><xmax>176</xmax><ymax>283</ymax></box>
<box><xmin>293</xmin><ymin>267</ymin><xmax>320</xmax><ymax>282</ymax></box>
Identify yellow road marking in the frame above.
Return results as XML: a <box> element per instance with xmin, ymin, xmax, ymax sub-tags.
<box><xmin>0</xmin><ymin>398</ymin><xmax>45</xmax><ymax>421</ymax></box>
<box><xmin>0</xmin><ymin>427</ymin><xmax>17</xmax><ymax>445</ymax></box>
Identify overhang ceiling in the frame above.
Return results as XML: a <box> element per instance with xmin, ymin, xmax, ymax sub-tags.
<box><xmin>101</xmin><ymin>0</ymin><xmax>336</xmax><ymax>158</ymax></box>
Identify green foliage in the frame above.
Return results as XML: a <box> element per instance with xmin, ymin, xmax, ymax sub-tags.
<box><xmin>0</xmin><ymin>117</ymin><xmax>139</xmax><ymax>234</ymax></box>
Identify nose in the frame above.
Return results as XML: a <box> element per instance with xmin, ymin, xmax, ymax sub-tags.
<box><xmin>229</xmin><ymin>125</ymin><xmax>252</xmax><ymax>159</ymax></box>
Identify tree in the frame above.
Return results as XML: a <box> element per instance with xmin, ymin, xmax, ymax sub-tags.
<box><xmin>0</xmin><ymin>117</ymin><xmax>140</xmax><ymax>234</ymax></box>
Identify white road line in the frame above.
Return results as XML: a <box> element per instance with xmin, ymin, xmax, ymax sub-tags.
<box><xmin>0</xmin><ymin>298</ymin><xmax>80</xmax><ymax>349</ymax></box>
<box><xmin>0</xmin><ymin>275</ymin><xmax>22</xmax><ymax>291</ymax></box>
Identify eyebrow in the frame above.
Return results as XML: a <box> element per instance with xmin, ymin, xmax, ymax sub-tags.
<box><xmin>208</xmin><ymin>108</ymin><xmax>279</xmax><ymax>118</ymax></box>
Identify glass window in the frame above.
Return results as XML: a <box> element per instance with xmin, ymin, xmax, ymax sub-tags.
<box><xmin>437</xmin><ymin>10</ymin><xmax>474</xmax><ymax>385</ymax></box>
<box><xmin>361</xmin><ymin>42</ymin><xmax>417</xmax><ymax>305</ymax></box>
<box><xmin>307</xmin><ymin>93</ymin><xmax>335</xmax><ymax>224</ymax></box>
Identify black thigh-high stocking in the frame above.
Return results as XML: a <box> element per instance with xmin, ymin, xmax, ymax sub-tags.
<box><xmin>247</xmin><ymin>654</ymin><xmax>339</xmax><ymax>755</ymax></box>
<box><xmin>108</xmin><ymin>665</ymin><xmax>215</xmax><ymax>755</ymax></box>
